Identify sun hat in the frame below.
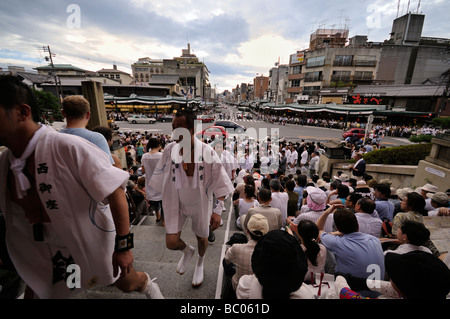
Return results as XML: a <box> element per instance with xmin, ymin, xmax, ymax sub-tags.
<box><xmin>421</xmin><ymin>183</ymin><xmax>438</xmax><ymax>193</ymax></box>
<box><xmin>397</xmin><ymin>188</ymin><xmax>413</xmax><ymax>200</ymax></box>
<box><xmin>306</xmin><ymin>186</ymin><xmax>327</xmax><ymax>211</ymax></box>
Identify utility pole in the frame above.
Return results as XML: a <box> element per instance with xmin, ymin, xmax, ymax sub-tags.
<box><xmin>43</xmin><ymin>45</ymin><xmax>62</xmax><ymax>104</ymax></box>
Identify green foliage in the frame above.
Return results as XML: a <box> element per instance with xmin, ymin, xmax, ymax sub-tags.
<box><xmin>362</xmin><ymin>143</ymin><xmax>432</xmax><ymax>165</ymax></box>
<box><xmin>409</xmin><ymin>134</ymin><xmax>433</xmax><ymax>143</ymax></box>
<box><xmin>33</xmin><ymin>89</ymin><xmax>63</xmax><ymax>123</ymax></box>
<box><xmin>432</xmin><ymin>117</ymin><xmax>450</xmax><ymax>129</ymax></box>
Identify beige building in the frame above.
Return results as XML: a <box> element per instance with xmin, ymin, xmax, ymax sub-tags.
<box><xmin>97</xmin><ymin>65</ymin><xmax>134</xmax><ymax>85</ymax></box>
<box><xmin>131</xmin><ymin>44</ymin><xmax>210</xmax><ymax>99</ymax></box>
<box><xmin>287</xmin><ymin>32</ymin><xmax>382</xmax><ymax>104</ymax></box>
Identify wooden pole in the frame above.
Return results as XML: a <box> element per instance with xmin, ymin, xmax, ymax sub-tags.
<box><xmin>81</xmin><ymin>80</ymin><xmax>108</xmax><ymax>130</ymax></box>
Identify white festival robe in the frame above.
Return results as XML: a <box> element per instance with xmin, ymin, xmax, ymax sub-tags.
<box><xmin>150</xmin><ymin>138</ymin><xmax>234</xmax><ymax>236</ymax></box>
<box><xmin>0</xmin><ymin>127</ymin><xmax>129</xmax><ymax>298</ymax></box>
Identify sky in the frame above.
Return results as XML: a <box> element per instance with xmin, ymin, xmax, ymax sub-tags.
<box><xmin>1</xmin><ymin>0</ymin><xmax>449</xmax><ymax>93</ymax></box>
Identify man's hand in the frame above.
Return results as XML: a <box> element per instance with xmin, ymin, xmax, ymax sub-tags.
<box><xmin>210</xmin><ymin>213</ymin><xmax>221</xmax><ymax>231</ymax></box>
<box><xmin>112</xmin><ymin>250</ymin><xmax>133</xmax><ymax>278</ymax></box>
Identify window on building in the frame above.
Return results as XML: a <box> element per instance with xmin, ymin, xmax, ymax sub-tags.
<box><xmin>306</xmin><ymin>56</ymin><xmax>325</xmax><ymax>68</ymax></box>
<box><xmin>331</xmin><ymin>71</ymin><xmax>351</xmax><ymax>82</ymax></box>
<box><xmin>304</xmin><ymin>71</ymin><xmax>323</xmax><ymax>82</ymax></box>
<box><xmin>292</xmin><ymin>65</ymin><xmax>301</xmax><ymax>74</ymax></box>
<box><xmin>333</xmin><ymin>55</ymin><xmax>353</xmax><ymax>66</ymax></box>
<box><xmin>354</xmin><ymin>55</ymin><xmax>377</xmax><ymax>67</ymax></box>
<box><xmin>303</xmin><ymin>86</ymin><xmax>321</xmax><ymax>95</ymax></box>
<box><xmin>290</xmin><ymin>79</ymin><xmax>301</xmax><ymax>87</ymax></box>
<box><xmin>354</xmin><ymin>71</ymin><xmax>373</xmax><ymax>80</ymax></box>
<box><xmin>115</xmin><ymin>74</ymin><xmax>120</xmax><ymax>79</ymax></box>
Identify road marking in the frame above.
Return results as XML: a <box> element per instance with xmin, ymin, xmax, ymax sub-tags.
<box><xmin>214</xmin><ymin>196</ymin><xmax>233</xmax><ymax>299</ymax></box>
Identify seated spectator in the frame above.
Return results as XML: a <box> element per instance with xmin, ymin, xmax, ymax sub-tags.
<box><xmin>286</xmin><ymin>180</ymin><xmax>299</xmax><ymax>217</ymax></box>
<box><xmin>392</xmin><ymin>192</ymin><xmax>440</xmax><ymax>257</ymax></box>
<box><xmin>289</xmin><ymin>186</ymin><xmax>334</xmax><ymax>233</ymax></box>
<box><xmin>236</xmin><ymin>230</ymin><xmax>313</xmax><ymax>299</ymax></box>
<box><xmin>383</xmin><ymin>251</ymin><xmax>450</xmax><ymax>299</ymax></box>
<box><xmin>384</xmin><ymin>220</ymin><xmax>432</xmax><ymax>255</ymax></box>
<box><xmin>374</xmin><ymin>183</ymin><xmax>395</xmax><ymax>222</ymax></box>
<box><xmin>294</xmin><ymin>175</ymin><xmax>307</xmax><ymax>210</ymax></box>
<box><xmin>328</xmin><ymin>184</ymin><xmax>350</xmax><ymax>205</ymax></box>
<box><xmin>345</xmin><ymin>193</ymin><xmax>363</xmax><ymax>212</ymax></box>
<box><xmin>289</xmin><ymin>219</ymin><xmax>327</xmax><ymax>283</ymax></box>
<box><xmin>317</xmin><ymin>205</ymin><xmax>385</xmax><ymax>287</ymax></box>
<box><xmin>233</xmin><ymin>184</ymin><xmax>259</xmax><ymax>230</ymax></box>
<box><xmin>224</xmin><ymin>214</ymin><xmax>269</xmax><ymax>291</ymax></box>
<box><xmin>269</xmin><ymin>179</ymin><xmax>288</xmax><ymax>226</ymax></box>
<box><xmin>354</xmin><ymin>180</ymin><xmax>374</xmax><ymax>200</ymax></box>
<box><xmin>354</xmin><ymin>198</ymin><xmax>382</xmax><ymax>238</ymax></box>
<box><xmin>243</xmin><ymin>188</ymin><xmax>283</xmax><ymax>233</ymax></box>
<box><xmin>427</xmin><ymin>192</ymin><xmax>449</xmax><ymax>217</ymax></box>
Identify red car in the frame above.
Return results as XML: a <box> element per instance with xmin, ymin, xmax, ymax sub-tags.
<box><xmin>196</xmin><ymin>125</ymin><xmax>229</xmax><ymax>141</ymax></box>
<box><xmin>343</xmin><ymin>128</ymin><xmax>366</xmax><ymax>139</ymax></box>
<box><xmin>197</xmin><ymin>114</ymin><xmax>215</xmax><ymax>123</ymax></box>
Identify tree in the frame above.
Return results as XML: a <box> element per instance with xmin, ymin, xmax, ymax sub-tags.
<box><xmin>33</xmin><ymin>89</ymin><xmax>63</xmax><ymax>123</ymax></box>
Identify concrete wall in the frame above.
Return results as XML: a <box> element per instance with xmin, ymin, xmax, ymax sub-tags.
<box><xmin>330</xmin><ymin>162</ymin><xmax>417</xmax><ymax>189</ymax></box>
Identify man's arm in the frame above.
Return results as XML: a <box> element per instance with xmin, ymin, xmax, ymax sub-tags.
<box><xmin>108</xmin><ymin>187</ymin><xmax>133</xmax><ymax>278</ymax></box>
<box><xmin>316</xmin><ymin>204</ymin><xmax>343</xmax><ymax>236</ymax></box>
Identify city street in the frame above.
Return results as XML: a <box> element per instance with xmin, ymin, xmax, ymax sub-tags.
<box><xmin>108</xmin><ymin>114</ymin><xmax>413</xmax><ymax>147</ymax></box>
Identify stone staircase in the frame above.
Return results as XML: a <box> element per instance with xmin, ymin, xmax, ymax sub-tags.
<box><xmin>71</xmin><ymin>197</ymin><xmax>241</xmax><ymax>299</ymax></box>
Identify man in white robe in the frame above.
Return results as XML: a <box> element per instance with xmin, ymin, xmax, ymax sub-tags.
<box><xmin>150</xmin><ymin>109</ymin><xmax>234</xmax><ymax>287</ymax></box>
<box><xmin>0</xmin><ymin>75</ymin><xmax>163</xmax><ymax>299</ymax></box>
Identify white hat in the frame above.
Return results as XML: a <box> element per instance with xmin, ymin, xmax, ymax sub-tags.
<box><xmin>421</xmin><ymin>183</ymin><xmax>438</xmax><ymax>193</ymax></box>
<box><xmin>306</xmin><ymin>186</ymin><xmax>327</xmax><ymax>206</ymax></box>
<box><xmin>397</xmin><ymin>188</ymin><xmax>413</xmax><ymax>200</ymax></box>
<box><xmin>247</xmin><ymin>214</ymin><xmax>269</xmax><ymax>236</ymax></box>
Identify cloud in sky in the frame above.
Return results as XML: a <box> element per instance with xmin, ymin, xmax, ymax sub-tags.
<box><xmin>0</xmin><ymin>0</ymin><xmax>449</xmax><ymax>92</ymax></box>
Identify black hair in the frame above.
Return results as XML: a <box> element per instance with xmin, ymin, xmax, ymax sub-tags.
<box><xmin>334</xmin><ymin>208</ymin><xmax>359</xmax><ymax>234</ymax></box>
<box><xmin>92</xmin><ymin>126</ymin><xmax>113</xmax><ymax>142</ymax></box>
<box><xmin>297</xmin><ymin>220</ymin><xmax>321</xmax><ymax>266</ymax></box>
<box><xmin>174</xmin><ymin>108</ymin><xmax>196</xmax><ymax>130</ymax></box>
<box><xmin>244</xmin><ymin>184</ymin><xmax>256</xmax><ymax>199</ymax></box>
<box><xmin>357</xmin><ymin>197</ymin><xmax>376</xmax><ymax>214</ymax></box>
<box><xmin>405</xmin><ymin>192</ymin><xmax>426</xmax><ymax>214</ymax></box>
<box><xmin>296</xmin><ymin>175</ymin><xmax>307</xmax><ymax>187</ymax></box>
<box><xmin>0</xmin><ymin>74</ymin><xmax>40</xmax><ymax>122</ymax></box>
<box><xmin>258</xmin><ymin>188</ymin><xmax>272</xmax><ymax>202</ymax></box>
<box><xmin>147</xmin><ymin>137</ymin><xmax>162</xmax><ymax>151</ymax></box>
<box><xmin>252</xmin><ymin>230</ymin><xmax>307</xmax><ymax>299</ymax></box>
<box><xmin>337</xmin><ymin>184</ymin><xmax>350</xmax><ymax>198</ymax></box>
<box><xmin>400</xmin><ymin>220</ymin><xmax>430</xmax><ymax>246</ymax></box>
<box><xmin>286</xmin><ymin>180</ymin><xmax>296</xmax><ymax>192</ymax></box>
<box><xmin>376</xmin><ymin>183</ymin><xmax>391</xmax><ymax>197</ymax></box>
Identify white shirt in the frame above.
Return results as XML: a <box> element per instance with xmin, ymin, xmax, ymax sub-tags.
<box><xmin>355</xmin><ymin>212</ymin><xmax>383</xmax><ymax>238</ymax></box>
<box><xmin>300</xmin><ymin>150</ymin><xmax>308</xmax><ymax>165</ymax></box>
<box><xmin>270</xmin><ymin>191</ymin><xmax>288</xmax><ymax>226</ymax></box>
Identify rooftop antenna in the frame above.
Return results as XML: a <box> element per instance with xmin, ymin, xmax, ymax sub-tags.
<box><xmin>416</xmin><ymin>0</ymin><xmax>421</xmax><ymax>13</ymax></box>
<box><xmin>397</xmin><ymin>0</ymin><xmax>401</xmax><ymax>18</ymax></box>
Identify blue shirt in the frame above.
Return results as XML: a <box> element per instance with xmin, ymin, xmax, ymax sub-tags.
<box><xmin>320</xmin><ymin>232</ymin><xmax>385</xmax><ymax>279</ymax></box>
<box><xmin>60</xmin><ymin>128</ymin><xmax>114</xmax><ymax>164</ymax></box>
<box><xmin>294</xmin><ymin>186</ymin><xmax>304</xmax><ymax>209</ymax></box>
<box><xmin>375</xmin><ymin>199</ymin><xmax>395</xmax><ymax>222</ymax></box>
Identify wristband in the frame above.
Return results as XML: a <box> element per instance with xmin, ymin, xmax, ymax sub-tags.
<box><xmin>115</xmin><ymin>233</ymin><xmax>134</xmax><ymax>252</ymax></box>
<box><xmin>213</xmin><ymin>200</ymin><xmax>224</xmax><ymax>216</ymax></box>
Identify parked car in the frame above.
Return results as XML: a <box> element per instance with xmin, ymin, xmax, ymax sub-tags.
<box><xmin>214</xmin><ymin>120</ymin><xmax>246</xmax><ymax>133</ymax></box>
<box><xmin>197</xmin><ymin>114</ymin><xmax>215</xmax><ymax>123</ymax></box>
<box><xmin>342</xmin><ymin>128</ymin><xmax>366</xmax><ymax>139</ymax></box>
<box><xmin>196</xmin><ymin>125</ymin><xmax>229</xmax><ymax>141</ymax></box>
<box><xmin>127</xmin><ymin>114</ymin><xmax>156</xmax><ymax>124</ymax></box>
<box><xmin>157</xmin><ymin>114</ymin><xmax>174</xmax><ymax>122</ymax></box>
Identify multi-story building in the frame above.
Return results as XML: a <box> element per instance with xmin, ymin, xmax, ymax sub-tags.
<box><xmin>253</xmin><ymin>75</ymin><xmax>269</xmax><ymax>101</ymax></box>
<box><xmin>268</xmin><ymin>64</ymin><xmax>289</xmax><ymax>104</ymax></box>
<box><xmin>131</xmin><ymin>57</ymin><xmax>164</xmax><ymax>85</ymax></box>
<box><xmin>287</xmin><ymin>29</ymin><xmax>382</xmax><ymax>104</ymax></box>
<box><xmin>97</xmin><ymin>64</ymin><xmax>134</xmax><ymax>85</ymax></box>
<box><xmin>131</xmin><ymin>44</ymin><xmax>210</xmax><ymax>100</ymax></box>
<box><xmin>376</xmin><ymin>13</ymin><xmax>450</xmax><ymax>85</ymax></box>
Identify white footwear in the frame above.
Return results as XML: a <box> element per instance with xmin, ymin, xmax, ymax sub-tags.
<box><xmin>176</xmin><ymin>245</ymin><xmax>195</xmax><ymax>275</ymax></box>
<box><xmin>143</xmin><ymin>273</ymin><xmax>164</xmax><ymax>299</ymax></box>
<box><xmin>192</xmin><ymin>255</ymin><xmax>204</xmax><ymax>287</ymax></box>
